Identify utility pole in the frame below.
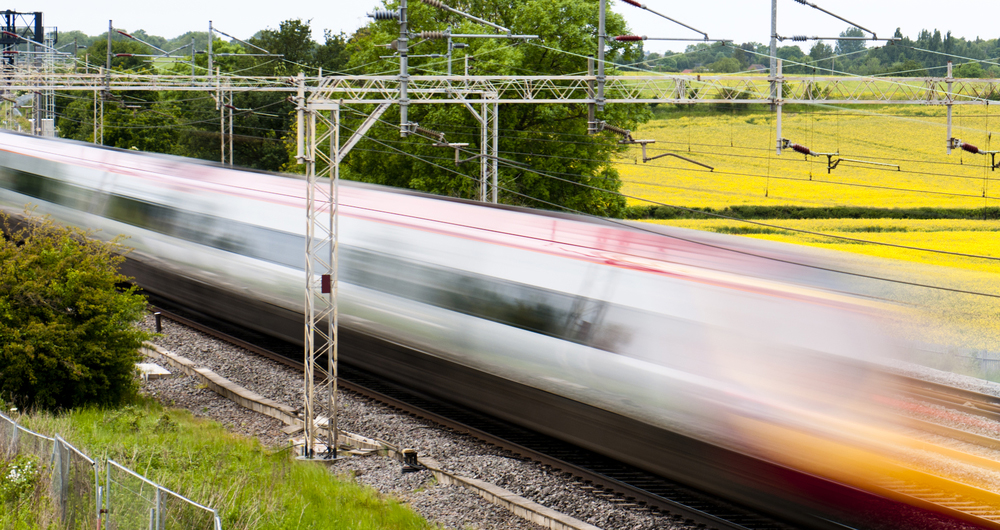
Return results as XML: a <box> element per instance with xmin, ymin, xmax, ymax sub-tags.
<box><xmin>597</xmin><ymin>0</ymin><xmax>606</xmax><ymax>111</ymax></box>
<box><xmin>398</xmin><ymin>0</ymin><xmax>410</xmax><ymax>136</ymax></box>
<box><xmin>770</xmin><ymin>0</ymin><xmax>777</xmax><ymax>111</ymax></box>
<box><xmin>208</xmin><ymin>21</ymin><xmax>213</xmax><ymax>74</ymax></box>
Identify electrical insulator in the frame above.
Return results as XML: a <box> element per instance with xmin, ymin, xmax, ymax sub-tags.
<box><xmin>415</xmin><ymin>126</ymin><xmax>446</xmax><ymax>143</ymax></box>
<box><xmin>622</xmin><ymin>0</ymin><xmax>645</xmax><ymax>7</ymax></box>
<box><xmin>615</xmin><ymin>35</ymin><xmax>645</xmax><ymax>42</ymax></box>
<box><xmin>602</xmin><ymin>123</ymin><xmax>632</xmax><ymax>139</ymax></box>
<box><xmin>368</xmin><ymin>9</ymin><xmax>400</xmax><ymax>20</ymax></box>
<box><xmin>421</xmin><ymin>0</ymin><xmax>446</xmax><ymax>7</ymax></box>
<box><xmin>793</xmin><ymin>0</ymin><xmax>809</xmax><ymax>4</ymax></box>
<box><xmin>792</xmin><ymin>35</ymin><xmax>808</xmax><ymax>41</ymax></box>
<box><xmin>791</xmin><ymin>143</ymin><xmax>813</xmax><ymax>156</ymax></box>
<box><xmin>961</xmin><ymin>142</ymin><xmax>980</xmax><ymax>154</ymax></box>
<box><xmin>419</xmin><ymin>31</ymin><xmax>447</xmax><ymax>39</ymax></box>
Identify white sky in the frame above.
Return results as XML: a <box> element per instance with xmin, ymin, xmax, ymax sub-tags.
<box><xmin>25</xmin><ymin>0</ymin><xmax>1000</xmax><ymax>56</ymax></box>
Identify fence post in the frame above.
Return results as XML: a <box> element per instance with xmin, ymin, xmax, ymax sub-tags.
<box><xmin>105</xmin><ymin>459</ymin><xmax>112</xmax><ymax>528</ymax></box>
<box><xmin>156</xmin><ymin>485</ymin><xmax>162</xmax><ymax>530</ymax></box>
<box><xmin>52</xmin><ymin>435</ymin><xmax>64</xmax><ymax>522</ymax></box>
<box><xmin>97</xmin><ymin>485</ymin><xmax>103</xmax><ymax>530</ymax></box>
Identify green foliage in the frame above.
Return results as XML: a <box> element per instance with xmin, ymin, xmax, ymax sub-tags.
<box><xmin>20</xmin><ymin>401</ymin><xmax>434</xmax><ymax>530</ymax></box>
<box><xmin>251</xmin><ymin>19</ymin><xmax>315</xmax><ymax>74</ymax></box>
<box><xmin>0</xmin><ymin>453</ymin><xmax>50</xmax><ymax>529</ymax></box>
<box><xmin>85</xmin><ymin>36</ymin><xmax>151</xmax><ymax>71</ymax></box>
<box><xmin>836</xmin><ymin>27</ymin><xmax>867</xmax><ymax>56</ymax></box>
<box><xmin>809</xmin><ymin>42</ymin><xmax>833</xmax><ymax>63</ymax></box>
<box><xmin>709</xmin><ymin>57</ymin><xmax>741</xmax><ymax>73</ymax></box>
<box><xmin>884</xmin><ymin>59</ymin><xmax>928</xmax><ymax>77</ymax></box>
<box><xmin>0</xmin><ymin>455</ymin><xmax>41</xmax><ymax>503</ymax></box>
<box><xmin>0</xmin><ymin>212</ymin><xmax>151</xmax><ymax>410</ymax></box>
<box><xmin>954</xmin><ymin>61</ymin><xmax>986</xmax><ymax>78</ymax></box>
<box><xmin>53</xmin><ymin>20</ymin><xmax>351</xmax><ymax>173</ymax></box>
<box><xmin>337</xmin><ymin>0</ymin><xmax>650</xmax><ymax>216</ymax></box>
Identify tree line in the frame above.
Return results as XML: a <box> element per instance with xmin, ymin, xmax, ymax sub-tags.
<box><xmin>632</xmin><ymin>27</ymin><xmax>1000</xmax><ymax>77</ymax></box>
<box><xmin>54</xmin><ymin>0</ymin><xmax>648</xmax><ymax>217</ymax></box>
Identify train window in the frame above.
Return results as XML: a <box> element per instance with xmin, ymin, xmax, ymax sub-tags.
<box><xmin>0</xmin><ymin>166</ymin><xmax>98</xmax><ymax>211</ymax></box>
<box><xmin>339</xmin><ymin>246</ymin><xmax>634</xmax><ymax>353</ymax></box>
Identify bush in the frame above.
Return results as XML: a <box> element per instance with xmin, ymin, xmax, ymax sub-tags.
<box><xmin>0</xmin><ymin>211</ymin><xmax>151</xmax><ymax>410</ymax></box>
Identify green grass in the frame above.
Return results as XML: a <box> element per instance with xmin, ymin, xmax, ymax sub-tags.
<box><xmin>10</xmin><ymin>399</ymin><xmax>433</xmax><ymax>530</ymax></box>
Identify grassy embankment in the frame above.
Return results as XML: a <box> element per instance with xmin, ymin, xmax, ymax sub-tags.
<box><xmin>4</xmin><ymin>398</ymin><xmax>432</xmax><ymax>530</ymax></box>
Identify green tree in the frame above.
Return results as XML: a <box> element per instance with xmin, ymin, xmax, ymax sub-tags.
<box><xmin>809</xmin><ymin>42</ymin><xmax>832</xmax><ymax>63</ymax></box>
<box><xmin>334</xmin><ymin>0</ymin><xmax>649</xmax><ymax>217</ymax></box>
<box><xmin>0</xmin><ymin>212</ymin><xmax>151</xmax><ymax>410</ymax></box>
<box><xmin>836</xmin><ymin>27</ymin><xmax>866</xmax><ymax>56</ymax></box>
<box><xmin>84</xmin><ymin>35</ymin><xmax>149</xmax><ymax>71</ymax></box>
<box><xmin>250</xmin><ymin>19</ymin><xmax>315</xmax><ymax>74</ymax></box>
<box><xmin>316</xmin><ymin>30</ymin><xmax>352</xmax><ymax>74</ymax></box>
<box><xmin>954</xmin><ymin>62</ymin><xmax>986</xmax><ymax>78</ymax></box>
<box><xmin>710</xmin><ymin>57</ymin><xmax>741</xmax><ymax>73</ymax></box>
<box><xmin>884</xmin><ymin>59</ymin><xmax>928</xmax><ymax>77</ymax></box>
<box><xmin>57</xmin><ymin>90</ymin><xmax>181</xmax><ymax>153</ymax></box>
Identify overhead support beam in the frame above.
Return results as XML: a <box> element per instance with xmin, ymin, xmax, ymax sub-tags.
<box><xmin>336</xmin><ymin>102</ymin><xmax>391</xmax><ymax>164</ymax></box>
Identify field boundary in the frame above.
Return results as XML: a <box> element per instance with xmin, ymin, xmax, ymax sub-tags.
<box><xmin>626</xmin><ymin>205</ymin><xmax>1000</xmax><ymax>220</ymax></box>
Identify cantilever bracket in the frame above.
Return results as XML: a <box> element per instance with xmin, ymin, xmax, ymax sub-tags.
<box><xmin>633</xmin><ymin>140</ymin><xmax>714</xmax><ymax>171</ymax></box>
<box><xmin>827</xmin><ymin>156</ymin><xmax>900</xmax><ymax>173</ymax></box>
<box><xmin>445</xmin><ymin>143</ymin><xmax>475</xmax><ymax>164</ymax></box>
<box><xmin>949</xmin><ymin>138</ymin><xmax>1000</xmax><ymax>171</ymax></box>
<box><xmin>781</xmin><ymin>138</ymin><xmax>898</xmax><ymax>174</ymax></box>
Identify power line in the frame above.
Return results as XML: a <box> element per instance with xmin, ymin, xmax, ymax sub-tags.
<box><xmin>340</xmin><ymin>119</ymin><xmax>1000</xmax><ymax>299</ymax></box>
<box><xmin>339</xmin><ymin>107</ymin><xmax>1000</xmax><ymax>262</ymax></box>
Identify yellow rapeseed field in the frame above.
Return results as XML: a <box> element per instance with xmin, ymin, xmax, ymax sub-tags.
<box><xmin>623</xmin><ymin>106</ymin><xmax>1000</xmax><ymax>357</ymax></box>
<box><xmin>647</xmin><ymin>218</ymin><xmax>1000</xmax><ymax>275</ymax></box>
<box><xmin>621</xmin><ymin>105</ymin><xmax>999</xmax><ymax>268</ymax></box>
<box><xmin>619</xmin><ymin>105</ymin><xmax>999</xmax><ymax>210</ymax></box>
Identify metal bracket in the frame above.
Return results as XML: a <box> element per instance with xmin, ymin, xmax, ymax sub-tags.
<box><xmin>634</xmin><ymin>140</ymin><xmax>714</xmax><ymax>171</ymax></box>
<box><xmin>781</xmin><ymin>138</ymin><xmax>899</xmax><ymax>173</ymax></box>
<box><xmin>949</xmin><ymin>138</ymin><xmax>1000</xmax><ymax>171</ymax></box>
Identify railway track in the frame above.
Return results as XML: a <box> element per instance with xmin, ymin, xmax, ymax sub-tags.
<box><xmin>886</xmin><ymin>374</ymin><xmax>1000</xmax><ymax>449</ymax></box>
<box><xmin>146</xmin><ymin>300</ymin><xmax>1000</xmax><ymax>530</ymax></box>
<box><xmin>147</xmin><ymin>302</ymin><xmax>794</xmax><ymax>530</ymax></box>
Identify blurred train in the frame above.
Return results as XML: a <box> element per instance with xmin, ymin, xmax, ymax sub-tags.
<box><xmin>0</xmin><ymin>131</ymin><xmax>969</xmax><ymax>529</ymax></box>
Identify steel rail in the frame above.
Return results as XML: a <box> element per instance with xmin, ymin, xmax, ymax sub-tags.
<box><xmin>146</xmin><ymin>305</ymin><xmax>779</xmax><ymax>530</ymax></box>
<box><xmin>152</xmin><ymin>302</ymin><xmax>1000</xmax><ymax>529</ymax></box>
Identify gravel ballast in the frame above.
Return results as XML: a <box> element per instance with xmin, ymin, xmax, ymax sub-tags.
<box><xmin>139</xmin><ymin>313</ymin><xmax>1000</xmax><ymax>530</ymax></box>
<box><xmin>138</xmin><ymin>314</ymin><xmax>684</xmax><ymax>530</ymax></box>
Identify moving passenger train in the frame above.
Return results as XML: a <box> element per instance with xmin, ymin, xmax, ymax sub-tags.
<box><xmin>0</xmin><ymin>131</ymin><xmax>957</xmax><ymax>529</ymax></box>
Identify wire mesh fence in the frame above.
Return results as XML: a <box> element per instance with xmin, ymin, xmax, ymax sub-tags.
<box><xmin>52</xmin><ymin>434</ymin><xmax>99</xmax><ymax>530</ymax></box>
<box><xmin>0</xmin><ymin>411</ymin><xmax>221</xmax><ymax>530</ymax></box>
<box><xmin>105</xmin><ymin>460</ymin><xmax>219</xmax><ymax>530</ymax></box>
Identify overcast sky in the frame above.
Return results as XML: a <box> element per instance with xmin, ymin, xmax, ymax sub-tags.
<box><xmin>26</xmin><ymin>0</ymin><xmax>999</xmax><ymax>56</ymax></box>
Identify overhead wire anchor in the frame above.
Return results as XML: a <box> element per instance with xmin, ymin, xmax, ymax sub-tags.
<box><xmin>415</xmin><ymin>30</ymin><xmax>539</xmax><ymax>41</ymax></box>
<box><xmin>781</xmin><ymin>139</ymin><xmax>900</xmax><ymax>173</ymax></box>
<box><xmin>950</xmin><ymin>138</ymin><xmax>1000</xmax><ymax>171</ymax></box>
<box><xmin>597</xmin><ymin>121</ymin><xmax>714</xmax><ymax>171</ymax></box>
<box><xmin>614</xmin><ymin>35</ymin><xmax>732</xmax><ymax>44</ymax></box>
<box><xmin>619</xmin><ymin>0</ymin><xmax>711</xmax><ymax>40</ymax></box>
<box><xmin>411</xmin><ymin>124</ymin><xmax>472</xmax><ymax>163</ymax></box>
<box><xmin>418</xmin><ymin>0</ymin><xmax>512</xmax><ymax>34</ymax></box>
